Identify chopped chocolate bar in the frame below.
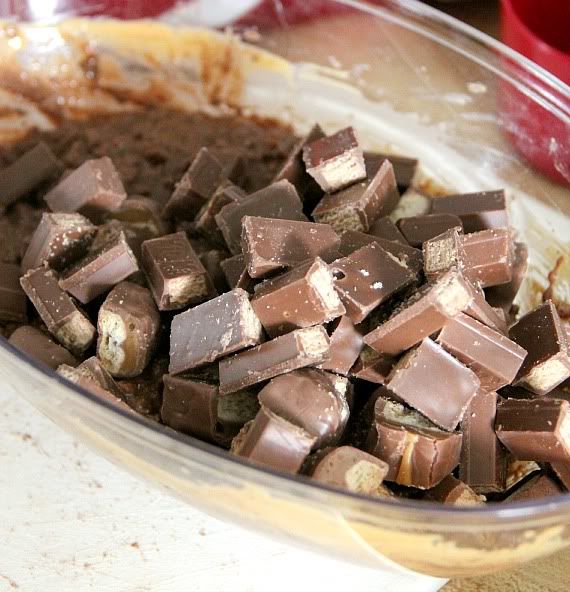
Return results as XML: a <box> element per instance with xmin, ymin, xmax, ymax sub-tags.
<box><xmin>195</xmin><ymin>182</ymin><xmax>246</xmax><ymax>243</ymax></box>
<box><xmin>551</xmin><ymin>462</ymin><xmax>570</xmax><ymax>491</ymax></box>
<box><xmin>364</xmin><ymin>151</ymin><xmax>418</xmax><ymax>192</ymax></box>
<box><xmin>79</xmin><ymin>356</ymin><xmax>125</xmax><ymax>399</ymax></box>
<box><xmin>486</xmin><ymin>242</ymin><xmax>528</xmax><ymax>312</ymax></box>
<box><xmin>398</xmin><ymin>214</ymin><xmax>463</xmax><ymax>248</ymax></box>
<box><xmin>464</xmin><ymin>283</ymin><xmax>509</xmax><ymax>335</ymax></box>
<box><xmin>9</xmin><ymin>325</ymin><xmax>78</xmax><ymax>370</ymax></box>
<box><xmin>369</xmin><ymin>216</ymin><xmax>407</xmax><ymax>245</ymax></box>
<box><xmin>320</xmin><ymin>316</ymin><xmax>363</xmax><ymax>376</ymax></box>
<box><xmin>422</xmin><ymin>227</ymin><xmax>466</xmax><ymax>280</ymax></box>
<box><xmin>199</xmin><ymin>250</ymin><xmax>230</xmax><ymax>294</ymax></box>
<box><xmin>0</xmin><ymin>262</ymin><xmax>28</xmax><ymax>323</ymax></box>
<box><xmin>506</xmin><ymin>459</ymin><xmax>540</xmax><ymax>490</ymax></box>
<box><xmin>461</xmin><ymin>228</ymin><xmax>514</xmax><ymax>288</ymax></box>
<box><xmin>424</xmin><ymin>475</ymin><xmax>486</xmax><ymax>506</ymax></box>
<box><xmin>505</xmin><ymin>474</ymin><xmax>563</xmax><ymax>502</ymax></box>
<box><xmin>350</xmin><ymin>346</ymin><xmax>394</xmax><ymax>384</ymax></box>
<box><xmin>110</xmin><ymin>197</ymin><xmax>168</xmax><ymax>238</ymax></box>
<box><xmin>220</xmin><ymin>253</ymin><xmax>255</xmax><ymax>292</ymax></box>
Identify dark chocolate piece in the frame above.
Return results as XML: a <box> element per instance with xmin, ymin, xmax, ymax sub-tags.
<box><xmin>364</xmin><ymin>151</ymin><xmax>418</xmax><ymax>191</ymax></box>
<box><xmin>509</xmin><ymin>301</ymin><xmax>570</xmax><ymax>395</ymax></box>
<box><xmin>486</xmin><ymin>242</ymin><xmax>529</xmax><ymax>312</ymax></box>
<box><xmin>369</xmin><ymin>216</ymin><xmax>407</xmax><ymax>245</ymax></box>
<box><xmin>44</xmin><ymin>157</ymin><xmax>126</xmax><ymax>221</ymax></box>
<box><xmin>251</xmin><ymin>258</ymin><xmax>345</xmax><ymax>337</ymax></box>
<box><xmin>504</xmin><ymin>474</ymin><xmax>563</xmax><ymax>502</ymax></box>
<box><xmin>302</xmin><ymin>126</ymin><xmax>366</xmax><ymax>193</ymax></box>
<box><xmin>386</xmin><ymin>338</ymin><xmax>480</xmax><ymax>431</ymax></box>
<box><xmin>320</xmin><ymin>316</ymin><xmax>363</xmax><ymax>376</ymax></box>
<box><xmin>219</xmin><ymin>325</ymin><xmax>330</xmax><ymax>395</ymax></box>
<box><xmin>220</xmin><ymin>253</ymin><xmax>255</xmax><ymax>292</ymax></box>
<box><xmin>0</xmin><ymin>262</ymin><xmax>28</xmax><ymax>323</ymax></box>
<box><xmin>169</xmin><ymin>288</ymin><xmax>263</xmax><ymax>375</ymax></box>
<box><xmin>398</xmin><ymin>213</ymin><xmax>463</xmax><ymax>248</ymax></box>
<box><xmin>215</xmin><ymin>180</ymin><xmax>307</xmax><ymax>255</ymax></box>
<box><xmin>20</xmin><ymin>266</ymin><xmax>95</xmax><ymax>354</ymax></box>
<box><xmin>424</xmin><ymin>475</ymin><xmax>486</xmax><ymax>506</ymax></box>
<box><xmin>141</xmin><ymin>231</ymin><xmax>215</xmax><ymax>311</ymax></box>
<box><xmin>349</xmin><ymin>346</ymin><xmax>394</xmax><ymax>384</ymax></box>
<box><xmin>461</xmin><ymin>228</ymin><xmax>514</xmax><ymax>288</ymax></box>
<box><xmin>97</xmin><ymin>282</ymin><xmax>160</xmax><ymax>378</ymax></box>
<box><xmin>241</xmin><ymin>216</ymin><xmax>340</xmax><ymax>278</ymax></box>
<box><xmin>8</xmin><ymin>325</ymin><xmax>78</xmax><ymax>370</ymax></box>
<box><xmin>198</xmin><ymin>249</ymin><xmax>230</xmax><ymax>294</ymax></box>
<box><xmin>194</xmin><ymin>182</ymin><xmax>246</xmax><ymax>244</ymax></box>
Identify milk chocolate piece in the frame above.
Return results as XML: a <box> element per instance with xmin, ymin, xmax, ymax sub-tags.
<box><xmin>78</xmin><ymin>356</ymin><xmax>125</xmax><ymax>399</ymax></box>
<box><xmin>20</xmin><ymin>266</ymin><xmax>95</xmax><ymax>354</ymax></box>
<box><xmin>422</xmin><ymin>228</ymin><xmax>466</xmax><ymax>280</ymax></box>
<box><xmin>59</xmin><ymin>227</ymin><xmax>139</xmax><ymax>304</ymax></box>
<box><xmin>195</xmin><ymin>182</ymin><xmax>246</xmax><ymax>243</ymax></box>
<box><xmin>169</xmin><ymin>288</ymin><xmax>263</xmax><ymax>375</ymax></box>
<box><xmin>486</xmin><ymin>242</ymin><xmax>529</xmax><ymax>312</ymax></box>
<box><xmin>251</xmin><ymin>258</ymin><xmax>345</xmax><ymax>337</ymax></box>
<box><xmin>320</xmin><ymin>316</ymin><xmax>363</xmax><ymax>376</ymax></box>
<box><xmin>302</xmin><ymin>126</ymin><xmax>366</xmax><ymax>193</ymax></box>
<box><xmin>162</xmin><ymin>147</ymin><xmax>225</xmax><ymax>220</ymax></box>
<box><xmin>398</xmin><ymin>214</ymin><xmax>463</xmax><ymax>249</ymax></box>
<box><xmin>310</xmin><ymin>446</ymin><xmax>389</xmax><ymax>494</ymax></box>
<box><xmin>0</xmin><ymin>262</ymin><xmax>28</xmax><ymax>323</ymax></box>
<box><xmin>551</xmin><ymin>462</ymin><xmax>570</xmax><ymax>490</ymax></box>
<box><xmin>464</xmin><ymin>283</ymin><xmax>509</xmax><ymax>335</ymax></box>
<box><xmin>369</xmin><ymin>217</ymin><xmax>407</xmax><ymax>245</ymax></box>
<box><xmin>216</xmin><ymin>389</ymin><xmax>261</xmax><ymax>446</ymax></box>
<box><xmin>509</xmin><ymin>301</ymin><xmax>570</xmax><ymax>395</ymax></box>
<box><xmin>0</xmin><ymin>142</ymin><xmax>60</xmax><ymax>213</ymax></box>
<box><xmin>364</xmin><ymin>151</ymin><xmax>418</xmax><ymax>191</ymax></box>
<box><xmin>241</xmin><ymin>216</ymin><xmax>340</xmax><ymax>278</ymax></box>
<box><xmin>220</xmin><ymin>254</ymin><xmax>255</xmax><ymax>292</ymax></box>
<box><xmin>386</xmin><ymin>338</ymin><xmax>480</xmax><ymax>430</ymax></box>
<box><xmin>431</xmin><ymin>190</ymin><xmax>508</xmax><ymax>233</ymax></box>
<box><xmin>461</xmin><ymin>228</ymin><xmax>514</xmax><ymax>288</ymax></box>
<box><xmin>44</xmin><ymin>157</ymin><xmax>126</xmax><ymax>221</ymax></box>
<box><xmin>215</xmin><ymin>180</ymin><xmax>307</xmax><ymax>255</ymax></box>
<box><xmin>9</xmin><ymin>325</ymin><xmax>78</xmax><ymax>370</ymax></box>
<box><xmin>258</xmin><ymin>369</ymin><xmax>349</xmax><ymax>449</ymax></box>
<box><xmin>506</xmin><ymin>459</ymin><xmax>540</xmax><ymax>490</ymax></box>
<box><xmin>424</xmin><ymin>476</ymin><xmax>486</xmax><ymax>506</ymax></box>
<box><xmin>97</xmin><ymin>282</ymin><xmax>160</xmax><ymax>378</ymax></box>
<box><xmin>365</xmin><ymin>398</ymin><xmax>462</xmax><ymax>489</ymax></box>
<box><xmin>496</xmin><ymin>398</ymin><xmax>570</xmax><ymax>462</ymax></box>
<box><xmin>350</xmin><ymin>346</ymin><xmax>394</xmax><ymax>384</ymax></box>
<box><xmin>232</xmin><ymin>406</ymin><xmax>316</xmax><ymax>473</ymax></box>
<box><xmin>364</xmin><ymin>269</ymin><xmax>475</xmax><ymax>356</ymax></box>
<box><xmin>110</xmin><ymin>197</ymin><xmax>168</xmax><ymax>237</ymax></box>
<box><xmin>311</xmin><ymin>158</ymin><xmax>399</xmax><ymax>233</ymax></box>
<box><xmin>198</xmin><ymin>250</ymin><xmax>230</xmax><ymax>294</ymax></box>
<box><xmin>21</xmin><ymin>212</ymin><xmax>97</xmax><ymax>273</ymax></box>
<box><xmin>219</xmin><ymin>326</ymin><xmax>330</xmax><ymax>395</ymax></box>
<box><xmin>460</xmin><ymin>390</ymin><xmax>507</xmax><ymax>493</ymax></box>
<box><xmin>437</xmin><ymin>313</ymin><xmax>527</xmax><ymax>391</ymax></box>
<box><xmin>504</xmin><ymin>474</ymin><xmax>563</xmax><ymax>502</ymax></box>
<box><xmin>330</xmin><ymin>242</ymin><xmax>415</xmax><ymax>324</ymax></box>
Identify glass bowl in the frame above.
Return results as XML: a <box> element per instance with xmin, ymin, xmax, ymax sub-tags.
<box><xmin>0</xmin><ymin>0</ymin><xmax>569</xmax><ymax>578</ymax></box>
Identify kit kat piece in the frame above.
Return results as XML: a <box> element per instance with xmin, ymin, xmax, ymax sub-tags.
<box><xmin>496</xmin><ymin>398</ymin><xmax>570</xmax><ymax>462</ymax></box>
<box><xmin>97</xmin><ymin>282</ymin><xmax>160</xmax><ymax>378</ymax></box>
<box><xmin>369</xmin><ymin>216</ymin><xmax>407</xmax><ymax>244</ymax></box>
<box><xmin>422</xmin><ymin>227</ymin><xmax>466</xmax><ymax>280</ymax></box>
<box><xmin>486</xmin><ymin>242</ymin><xmax>529</xmax><ymax>311</ymax></box>
<box><xmin>215</xmin><ymin>180</ymin><xmax>307</xmax><ymax>255</ymax></box>
<box><xmin>219</xmin><ymin>326</ymin><xmax>330</xmax><ymax>395</ymax></box>
<box><xmin>242</xmin><ymin>216</ymin><xmax>340</xmax><ymax>278</ymax></box>
<box><xmin>162</xmin><ymin>147</ymin><xmax>225</xmax><ymax>220</ymax></box>
<box><xmin>251</xmin><ymin>258</ymin><xmax>344</xmax><ymax>337</ymax></box>
<box><xmin>398</xmin><ymin>214</ymin><xmax>463</xmax><ymax>248</ymax></box>
<box><xmin>424</xmin><ymin>476</ymin><xmax>486</xmax><ymax>506</ymax></box>
<box><xmin>430</xmin><ymin>190</ymin><xmax>508</xmax><ymax>233</ymax></box>
<box><xmin>0</xmin><ymin>142</ymin><xmax>60</xmax><ymax>213</ymax></box>
<box><xmin>21</xmin><ymin>212</ymin><xmax>97</xmax><ymax>273</ymax></box>
<box><xmin>195</xmin><ymin>182</ymin><xmax>246</xmax><ymax>243</ymax></box>
<box><xmin>461</xmin><ymin>228</ymin><xmax>514</xmax><ymax>288</ymax></box>
<box><xmin>310</xmin><ymin>446</ymin><xmax>389</xmax><ymax>494</ymax></box>
<box><xmin>509</xmin><ymin>301</ymin><xmax>570</xmax><ymax>395</ymax></box>
<box><xmin>258</xmin><ymin>369</ymin><xmax>349</xmax><ymax>449</ymax></box>
<box><xmin>9</xmin><ymin>325</ymin><xmax>78</xmax><ymax>370</ymax></box>
<box><xmin>504</xmin><ymin>474</ymin><xmax>563</xmax><ymax>502</ymax></box>
<box><xmin>350</xmin><ymin>346</ymin><xmax>394</xmax><ymax>384</ymax></box>
<box><xmin>364</xmin><ymin>151</ymin><xmax>418</xmax><ymax>191</ymax></box>
<box><xmin>302</xmin><ymin>126</ymin><xmax>366</xmax><ymax>193</ymax></box>
<box><xmin>386</xmin><ymin>338</ymin><xmax>480</xmax><ymax>430</ymax></box>
<box><xmin>0</xmin><ymin>262</ymin><xmax>28</xmax><ymax>323</ymax></box>
<box><xmin>169</xmin><ymin>288</ymin><xmax>263</xmax><ymax>375</ymax></box>
<box><xmin>311</xmin><ymin>157</ymin><xmax>399</xmax><ymax>233</ymax></box>
<box><xmin>20</xmin><ymin>266</ymin><xmax>95</xmax><ymax>354</ymax></box>
<box><xmin>78</xmin><ymin>356</ymin><xmax>125</xmax><ymax>399</ymax></box>
<box><xmin>141</xmin><ymin>231</ymin><xmax>214</xmax><ymax>311</ymax></box>
<box><xmin>437</xmin><ymin>313</ymin><xmax>527</xmax><ymax>391</ymax></box>
<box><xmin>551</xmin><ymin>462</ymin><xmax>570</xmax><ymax>491</ymax></box>
<box><xmin>199</xmin><ymin>250</ymin><xmax>230</xmax><ymax>294</ymax></box>
<box><xmin>231</xmin><ymin>406</ymin><xmax>316</xmax><ymax>474</ymax></box>
<box><xmin>464</xmin><ymin>283</ymin><xmax>508</xmax><ymax>335</ymax></box>
<box><xmin>365</xmin><ymin>398</ymin><xmax>462</xmax><ymax>489</ymax></box>
<box><xmin>44</xmin><ymin>157</ymin><xmax>126</xmax><ymax>221</ymax></box>
<box><xmin>506</xmin><ymin>459</ymin><xmax>540</xmax><ymax>490</ymax></box>
<box><xmin>330</xmin><ymin>242</ymin><xmax>415</xmax><ymax>324</ymax></box>
<box><xmin>321</xmin><ymin>316</ymin><xmax>363</xmax><ymax>376</ymax></box>
<box><xmin>460</xmin><ymin>390</ymin><xmax>507</xmax><ymax>493</ymax></box>
<box><xmin>364</xmin><ymin>268</ymin><xmax>475</xmax><ymax>356</ymax></box>
<box><xmin>220</xmin><ymin>254</ymin><xmax>255</xmax><ymax>292</ymax></box>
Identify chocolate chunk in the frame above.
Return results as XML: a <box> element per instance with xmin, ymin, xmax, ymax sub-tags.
<box><xmin>430</xmin><ymin>190</ymin><xmax>508</xmax><ymax>233</ymax></box>
<box><xmin>461</xmin><ymin>228</ymin><xmax>514</xmax><ymax>288</ymax></box>
<box><xmin>219</xmin><ymin>325</ymin><xmax>330</xmax><ymax>395</ymax></box>
<box><xmin>504</xmin><ymin>474</ymin><xmax>563</xmax><ymax>502</ymax></box>
<box><xmin>365</xmin><ymin>398</ymin><xmax>462</xmax><ymax>489</ymax></box>
<box><xmin>97</xmin><ymin>282</ymin><xmax>160</xmax><ymax>378</ymax></box>
<box><xmin>231</xmin><ymin>406</ymin><xmax>316</xmax><ymax>473</ymax></box>
<box><xmin>78</xmin><ymin>356</ymin><xmax>125</xmax><ymax>399</ymax></box>
<box><xmin>195</xmin><ymin>182</ymin><xmax>246</xmax><ymax>244</ymax></box>
<box><xmin>8</xmin><ymin>325</ymin><xmax>78</xmax><ymax>370</ymax></box>
<box><xmin>459</xmin><ymin>390</ymin><xmax>508</xmax><ymax>493</ymax></box>
<box><xmin>364</xmin><ymin>269</ymin><xmax>475</xmax><ymax>356</ymax></box>
<box><xmin>496</xmin><ymin>398</ymin><xmax>570</xmax><ymax>462</ymax></box>
<box><xmin>215</xmin><ymin>180</ymin><xmax>307</xmax><ymax>255</ymax></box>
<box><xmin>551</xmin><ymin>462</ymin><xmax>570</xmax><ymax>491</ymax></box>
<box><xmin>386</xmin><ymin>338</ymin><xmax>480</xmax><ymax>430</ymax></box>
<box><xmin>506</xmin><ymin>459</ymin><xmax>540</xmax><ymax>490</ymax></box>
<box><xmin>422</xmin><ymin>227</ymin><xmax>466</xmax><ymax>280</ymax></box>
<box><xmin>44</xmin><ymin>157</ymin><xmax>127</xmax><ymax>221</ymax></box>
<box><xmin>311</xmin><ymin>158</ymin><xmax>399</xmax><ymax>233</ymax></box>
<box><xmin>198</xmin><ymin>249</ymin><xmax>230</xmax><ymax>294</ymax></box>
<box><xmin>251</xmin><ymin>258</ymin><xmax>345</xmax><ymax>337</ymax></box>
<box><xmin>364</xmin><ymin>151</ymin><xmax>418</xmax><ymax>191</ymax></box>
<box><xmin>20</xmin><ymin>266</ymin><xmax>95</xmax><ymax>354</ymax></box>
<box><xmin>424</xmin><ymin>475</ymin><xmax>486</xmax><ymax>506</ymax></box>
<box><xmin>509</xmin><ymin>301</ymin><xmax>570</xmax><ymax>395</ymax></box>
<box><xmin>241</xmin><ymin>216</ymin><xmax>340</xmax><ymax>278</ymax></box>
<box><xmin>169</xmin><ymin>288</ymin><xmax>263</xmax><ymax>375</ymax></box>
<box><xmin>59</xmin><ymin>227</ymin><xmax>139</xmax><ymax>304</ymax></box>
<box><xmin>486</xmin><ymin>242</ymin><xmax>529</xmax><ymax>312</ymax></box>
<box><xmin>302</xmin><ymin>126</ymin><xmax>366</xmax><ymax>193</ymax></box>
<box><xmin>216</xmin><ymin>389</ymin><xmax>261</xmax><ymax>447</ymax></box>
<box><xmin>350</xmin><ymin>346</ymin><xmax>394</xmax><ymax>384</ymax></box>
<box><xmin>320</xmin><ymin>316</ymin><xmax>363</xmax><ymax>376</ymax></box>
<box><xmin>258</xmin><ymin>369</ymin><xmax>349</xmax><ymax>449</ymax></box>
<box><xmin>110</xmin><ymin>197</ymin><xmax>168</xmax><ymax>237</ymax></box>
<box><xmin>398</xmin><ymin>213</ymin><xmax>463</xmax><ymax>248</ymax></box>
<box><xmin>21</xmin><ymin>212</ymin><xmax>97</xmax><ymax>273</ymax></box>
<box><xmin>464</xmin><ymin>283</ymin><xmax>508</xmax><ymax>335</ymax></box>
<box><xmin>141</xmin><ymin>231</ymin><xmax>215</xmax><ymax>311</ymax></box>
<box><xmin>369</xmin><ymin>216</ymin><xmax>407</xmax><ymax>245</ymax></box>
<box><xmin>330</xmin><ymin>242</ymin><xmax>415</xmax><ymax>324</ymax></box>
<box><xmin>0</xmin><ymin>262</ymin><xmax>28</xmax><ymax>323</ymax></box>
<box><xmin>310</xmin><ymin>446</ymin><xmax>389</xmax><ymax>494</ymax></box>
<box><xmin>437</xmin><ymin>313</ymin><xmax>527</xmax><ymax>391</ymax></box>
<box><xmin>162</xmin><ymin>147</ymin><xmax>225</xmax><ymax>220</ymax></box>
<box><xmin>220</xmin><ymin>253</ymin><xmax>255</xmax><ymax>292</ymax></box>
<box><xmin>0</xmin><ymin>143</ymin><xmax>60</xmax><ymax>213</ymax></box>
